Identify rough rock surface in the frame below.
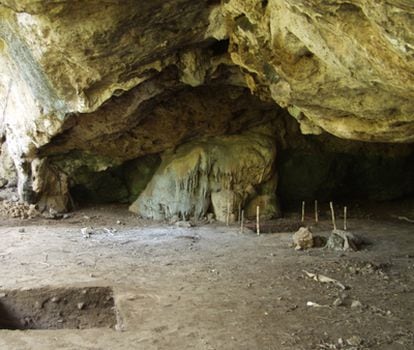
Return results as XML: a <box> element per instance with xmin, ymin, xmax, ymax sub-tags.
<box><xmin>39</xmin><ymin>84</ymin><xmax>282</xmax><ymax>211</ymax></box>
<box><xmin>293</xmin><ymin>227</ymin><xmax>314</xmax><ymax>250</ymax></box>
<box><xmin>225</xmin><ymin>0</ymin><xmax>414</xmax><ymax>142</ymax></box>
<box><xmin>0</xmin><ymin>200</ymin><xmax>39</xmax><ymax>219</ymax></box>
<box><xmin>0</xmin><ymin>0</ymin><xmax>413</xmax><ymax>210</ymax></box>
<box><xmin>0</xmin><ymin>142</ymin><xmax>16</xmax><ymax>187</ymax></box>
<box><xmin>129</xmin><ymin>127</ymin><xmax>276</xmax><ymax>221</ymax></box>
<box><xmin>326</xmin><ymin>229</ymin><xmax>363</xmax><ymax>251</ymax></box>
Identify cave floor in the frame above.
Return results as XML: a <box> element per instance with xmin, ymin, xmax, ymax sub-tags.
<box><xmin>0</xmin><ymin>204</ymin><xmax>413</xmax><ymax>350</ymax></box>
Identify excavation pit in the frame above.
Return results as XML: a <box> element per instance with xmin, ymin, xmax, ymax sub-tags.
<box><xmin>0</xmin><ymin>287</ymin><xmax>117</xmax><ymax>330</ymax></box>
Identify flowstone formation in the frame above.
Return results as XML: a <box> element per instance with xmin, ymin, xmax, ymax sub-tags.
<box><xmin>0</xmin><ymin>0</ymin><xmax>413</xmax><ymax>217</ymax></box>
<box><xmin>38</xmin><ymin>83</ymin><xmax>283</xmax><ymax>214</ymax></box>
<box><xmin>129</xmin><ymin>126</ymin><xmax>277</xmax><ymax>221</ymax></box>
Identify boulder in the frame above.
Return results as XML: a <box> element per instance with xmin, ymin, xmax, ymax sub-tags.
<box><xmin>326</xmin><ymin>229</ymin><xmax>362</xmax><ymax>251</ymax></box>
<box><xmin>293</xmin><ymin>227</ymin><xmax>314</xmax><ymax>250</ymax></box>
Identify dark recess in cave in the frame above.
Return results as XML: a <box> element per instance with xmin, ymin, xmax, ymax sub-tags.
<box><xmin>70</xmin><ymin>155</ymin><xmax>161</xmax><ymax>206</ymax></box>
<box><xmin>207</xmin><ymin>0</ymin><xmax>221</xmax><ymax>6</ymax></box>
<box><xmin>53</xmin><ymin>81</ymin><xmax>413</xmax><ymax>216</ymax></box>
<box><xmin>277</xmin><ymin>136</ymin><xmax>414</xmax><ymax>211</ymax></box>
<box><xmin>68</xmin><ymin>118</ymin><xmax>414</xmax><ymax>217</ymax></box>
<box><xmin>209</xmin><ymin>39</ymin><xmax>230</xmax><ymax>56</ymax></box>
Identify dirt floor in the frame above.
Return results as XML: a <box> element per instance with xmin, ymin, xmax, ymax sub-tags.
<box><xmin>0</xmin><ymin>201</ymin><xmax>413</xmax><ymax>350</ymax></box>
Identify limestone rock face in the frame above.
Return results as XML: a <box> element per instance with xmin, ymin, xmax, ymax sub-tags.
<box><xmin>0</xmin><ymin>0</ymin><xmax>413</xmax><ymax>210</ymax></box>
<box><xmin>0</xmin><ymin>143</ymin><xmax>16</xmax><ymax>188</ymax></box>
<box><xmin>0</xmin><ymin>0</ymin><xmax>215</xmax><ymax>112</ymax></box>
<box><xmin>224</xmin><ymin>0</ymin><xmax>414</xmax><ymax>142</ymax></box>
<box><xmin>211</xmin><ymin>190</ymin><xmax>240</xmax><ymax>224</ymax></box>
<box><xmin>0</xmin><ymin>0</ymin><xmax>227</xmax><ymax>206</ymax></box>
<box><xmin>41</xmin><ymin>84</ymin><xmax>277</xmax><ymax>165</ymax></box>
<box><xmin>129</xmin><ymin>127</ymin><xmax>277</xmax><ymax>221</ymax></box>
<box><xmin>38</xmin><ymin>84</ymin><xmax>282</xmax><ymax>210</ymax></box>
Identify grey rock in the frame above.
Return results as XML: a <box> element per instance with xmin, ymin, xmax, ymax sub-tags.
<box><xmin>326</xmin><ymin>229</ymin><xmax>362</xmax><ymax>251</ymax></box>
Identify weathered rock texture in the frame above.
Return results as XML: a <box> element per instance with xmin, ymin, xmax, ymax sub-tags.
<box><xmin>0</xmin><ymin>0</ymin><xmax>413</xmax><ymax>216</ymax></box>
<box><xmin>0</xmin><ymin>142</ymin><xmax>16</xmax><ymax>188</ymax></box>
<box><xmin>225</xmin><ymin>0</ymin><xmax>414</xmax><ymax>142</ymax></box>
<box><xmin>129</xmin><ymin>126</ymin><xmax>277</xmax><ymax>220</ymax></box>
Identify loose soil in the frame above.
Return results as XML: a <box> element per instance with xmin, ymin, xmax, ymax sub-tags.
<box><xmin>0</xmin><ymin>201</ymin><xmax>413</xmax><ymax>349</ymax></box>
<box><xmin>0</xmin><ymin>287</ymin><xmax>116</xmax><ymax>330</ymax></box>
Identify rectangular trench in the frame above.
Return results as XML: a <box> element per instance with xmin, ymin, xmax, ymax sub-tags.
<box><xmin>0</xmin><ymin>286</ymin><xmax>117</xmax><ymax>330</ymax></box>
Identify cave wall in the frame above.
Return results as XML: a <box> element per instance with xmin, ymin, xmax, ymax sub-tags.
<box><xmin>0</xmin><ymin>0</ymin><xmax>413</xmax><ymax>218</ymax></box>
<box><xmin>63</xmin><ymin>110</ymin><xmax>413</xmax><ymax>221</ymax></box>
<box><xmin>224</xmin><ymin>0</ymin><xmax>414</xmax><ymax>142</ymax></box>
<box><xmin>275</xmin><ymin>119</ymin><xmax>414</xmax><ymax>209</ymax></box>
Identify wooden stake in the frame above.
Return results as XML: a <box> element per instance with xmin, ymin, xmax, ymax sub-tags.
<box><xmin>240</xmin><ymin>210</ymin><xmax>244</xmax><ymax>234</ymax></box>
<box><xmin>256</xmin><ymin>206</ymin><xmax>260</xmax><ymax>235</ymax></box>
<box><xmin>330</xmin><ymin>201</ymin><xmax>337</xmax><ymax>231</ymax></box>
<box><xmin>238</xmin><ymin>202</ymin><xmax>242</xmax><ymax>224</ymax></box>
<box><xmin>301</xmin><ymin>201</ymin><xmax>305</xmax><ymax>222</ymax></box>
<box><xmin>226</xmin><ymin>200</ymin><xmax>230</xmax><ymax>226</ymax></box>
<box><xmin>344</xmin><ymin>206</ymin><xmax>347</xmax><ymax>231</ymax></box>
<box><xmin>314</xmin><ymin>200</ymin><xmax>319</xmax><ymax>223</ymax></box>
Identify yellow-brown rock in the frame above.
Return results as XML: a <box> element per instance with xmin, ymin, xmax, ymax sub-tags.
<box><xmin>0</xmin><ymin>0</ymin><xmax>413</xmax><ymax>210</ymax></box>
<box><xmin>129</xmin><ymin>126</ymin><xmax>277</xmax><ymax>221</ymax></box>
<box><xmin>224</xmin><ymin>0</ymin><xmax>414</xmax><ymax>142</ymax></box>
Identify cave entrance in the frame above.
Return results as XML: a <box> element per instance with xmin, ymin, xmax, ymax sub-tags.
<box><xmin>65</xmin><ymin>113</ymin><xmax>414</xmax><ymax>223</ymax></box>
<box><xmin>40</xmin><ymin>78</ymin><xmax>413</xmax><ymax>222</ymax></box>
<box><xmin>47</xmin><ymin>83</ymin><xmax>285</xmax><ymax>221</ymax></box>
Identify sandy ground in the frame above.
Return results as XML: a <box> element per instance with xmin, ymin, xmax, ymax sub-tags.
<box><xmin>0</xmin><ymin>203</ymin><xmax>413</xmax><ymax>350</ymax></box>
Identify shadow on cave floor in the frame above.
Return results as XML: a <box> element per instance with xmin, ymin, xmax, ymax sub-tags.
<box><xmin>2</xmin><ymin>198</ymin><xmax>412</xmax><ymax>231</ymax></box>
<box><xmin>280</xmin><ymin>197</ymin><xmax>414</xmax><ymax>222</ymax></box>
<box><xmin>0</xmin><ymin>199</ymin><xmax>413</xmax><ymax>349</ymax></box>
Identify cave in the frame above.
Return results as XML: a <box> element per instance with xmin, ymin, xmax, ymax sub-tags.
<box><xmin>0</xmin><ymin>1</ymin><xmax>413</xmax><ymax>349</ymax></box>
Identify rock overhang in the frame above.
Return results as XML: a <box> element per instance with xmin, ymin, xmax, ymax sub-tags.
<box><xmin>0</xmin><ymin>0</ymin><xmax>413</xmax><ymax>213</ymax></box>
